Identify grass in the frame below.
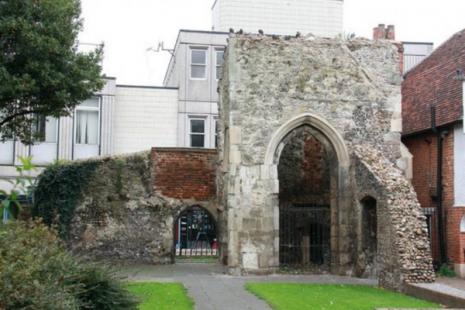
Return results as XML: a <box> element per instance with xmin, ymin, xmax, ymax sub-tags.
<box><xmin>245</xmin><ymin>283</ymin><xmax>441</xmax><ymax>310</ymax></box>
<box><xmin>176</xmin><ymin>256</ymin><xmax>219</xmax><ymax>263</ymax></box>
<box><xmin>127</xmin><ymin>282</ymin><xmax>194</xmax><ymax>310</ymax></box>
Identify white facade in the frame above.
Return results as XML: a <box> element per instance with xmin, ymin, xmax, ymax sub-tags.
<box><xmin>403</xmin><ymin>42</ymin><xmax>434</xmax><ymax>73</ymax></box>
<box><xmin>113</xmin><ymin>86</ymin><xmax>178</xmax><ymax>154</ymax></box>
<box><xmin>212</xmin><ymin>0</ymin><xmax>344</xmax><ymax>37</ymax></box>
<box><xmin>0</xmin><ymin>79</ymin><xmax>179</xmax><ymax>191</ymax></box>
<box><xmin>164</xmin><ymin>30</ymin><xmax>228</xmax><ymax>149</ymax></box>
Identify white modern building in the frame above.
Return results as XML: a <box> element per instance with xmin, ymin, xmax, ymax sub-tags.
<box><xmin>0</xmin><ymin>0</ymin><xmax>434</xmax><ymax>192</ymax></box>
<box><xmin>164</xmin><ymin>30</ymin><xmax>228</xmax><ymax>149</ymax></box>
<box><xmin>403</xmin><ymin>41</ymin><xmax>434</xmax><ymax>73</ymax></box>
<box><xmin>212</xmin><ymin>0</ymin><xmax>344</xmax><ymax>37</ymax></box>
<box><xmin>0</xmin><ymin>79</ymin><xmax>180</xmax><ymax>191</ymax></box>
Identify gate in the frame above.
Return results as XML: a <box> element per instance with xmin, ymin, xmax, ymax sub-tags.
<box><xmin>175</xmin><ymin>206</ymin><xmax>218</xmax><ymax>257</ymax></box>
<box><xmin>279</xmin><ymin>203</ymin><xmax>330</xmax><ymax>268</ymax></box>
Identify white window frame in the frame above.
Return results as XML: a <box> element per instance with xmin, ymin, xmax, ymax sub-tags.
<box><xmin>188</xmin><ymin>116</ymin><xmax>207</xmax><ymax>148</ymax></box>
<box><xmin>73</xmin><ymin>98</ymin><xmax>101</xmax><ymax>147</ymax></box>
<box><xmin>190</xmin><ymin>47</ymin><xmax>208</xmax><ymax>80</ymax></box>
<box><xmin>215</xmin><ymin>48</ymin><xmax>225</xmax><ymax>81</ymax></box>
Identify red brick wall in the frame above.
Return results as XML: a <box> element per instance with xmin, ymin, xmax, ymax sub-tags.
<box><xmin>403</xmin><ymin>129</ymin><xmax>456</xmax><ymax>263</ymax></box>
<box><xmin>402</xmin><ymin>29</ymin><xmax>465</xmax><ymax>135</ymax></box>
<box><xmin>152</xmin><ymin>148</ymin><xmax>217</xmax><ymax>201</ymax></box>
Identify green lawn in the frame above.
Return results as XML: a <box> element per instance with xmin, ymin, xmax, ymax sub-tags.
<box><xmin>127</xmin><ymin>282</ymin><xmax>194</xmax><ymax>310</ymax></box>
<box><xmin>246</xmin><ymin>283</ymin><xmax>441</xmax><ymax>310</ymax></box>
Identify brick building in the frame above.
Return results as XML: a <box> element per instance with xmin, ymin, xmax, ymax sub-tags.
<box><xmin>402</xmin><ymin>28</ymin><xmax>465</xmax><ymax>276</ymax></box>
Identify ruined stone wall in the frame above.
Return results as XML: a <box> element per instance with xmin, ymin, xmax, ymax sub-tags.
<box><xmin>353</xmin><ymin>146</ymin><xmax>434</xmax><ymax>289</ymax></box>
<box><xmin>37</xmin><ymin>149</ymin><xmax>218</xmax><ymax>264</ymax></box>
<box><xmin>218</xmin><ymin>34</ymin><xmax>434</xmax><ymax>289</ymax></box>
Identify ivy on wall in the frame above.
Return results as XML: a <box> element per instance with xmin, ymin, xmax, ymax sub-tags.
<box><xmin>32</xmin><ymin>160</ymin><xmax>100</xmax><ymax>239</ymax></box>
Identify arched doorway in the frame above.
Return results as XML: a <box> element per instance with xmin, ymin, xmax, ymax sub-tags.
<box><xmin>360</xmin><ymin>196</ymin><xmax>377</xmax><ymax>277</ymax></box>
<box><xmin>261</xmin><ymin>113</ymin><xmax>350</xmax><ymax>272</ymax></box>
<box><xmin>174</xmin><ymin>206</ymin><xmax>218</xmax><ymax>259</ymax></box>
<box><xmin>277</xmin><ymin>125</ymin><xmax>335</xmax><ymax>270</ymax></box>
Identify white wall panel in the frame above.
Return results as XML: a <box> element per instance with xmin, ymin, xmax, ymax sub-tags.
<box><xmin>0</xmin><ymin>141</ymin><xmax>14</xmax><ymax>165</ymax></box>
<box><xmin>212</xmin><ymin>0</ymin><xmax>343</xmax><ymax>37</ymax></box>
<box><xmin>113</xmin><ymin>86</ymin><xmax>178</xmax><ymax>154</ymax></box>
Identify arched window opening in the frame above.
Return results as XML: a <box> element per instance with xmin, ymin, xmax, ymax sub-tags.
<box><xmin>278</xmin><ymin>125</ymin><xmax>334</xmax><ymax>270</ymax></box>
<box><xmin>174</xmin><ymin>206</ymin><xmax>218</xmax><ymax>259</ymax></box>
<box><xmin>361</xmin><ymin>196</ymin><xmax>377</xmax><ymax>276</ymax></box>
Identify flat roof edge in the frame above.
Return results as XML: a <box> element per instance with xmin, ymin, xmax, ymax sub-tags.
<box><xmin>116</xmin><ymin>84</ymin><xmax>178</xmax><ymax>90</ymax></box>
<box><xmin>402</xmin><ymin>41</ymin><xmax>434</xmax><ymax>45</ymax></box>
<box><xmin>179</xmin><ymin>29</ymin><xmax>230</xmax><ymax>35</ymax></box>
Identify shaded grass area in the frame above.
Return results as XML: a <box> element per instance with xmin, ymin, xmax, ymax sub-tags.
<box><xmin>127</xmin><ymin>282</ymin><xmax>194</xmax><ymax>310</ymax></box>
<box><xmin>175</xmin><ymin>256</ymin><xmax>219</xmax><ymax>263</ymax></box>
<box><xmin>246</xmin><ymin>283</ymin><xmax>441</xmax><ymax>310</ymax></box>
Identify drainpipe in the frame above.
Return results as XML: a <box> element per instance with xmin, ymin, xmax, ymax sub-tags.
<box><xmin>431</xmin><ymin>106</ymin><xmax>448</xmax><ymax>265</ymax></box>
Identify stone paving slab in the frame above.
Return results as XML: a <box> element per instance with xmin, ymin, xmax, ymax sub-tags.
<box><xmin>405</xmin><ymin>282</ymin><xmax>465</xmax><ymax>309</ymax></box>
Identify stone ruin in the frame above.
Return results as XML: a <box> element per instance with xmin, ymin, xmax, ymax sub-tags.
<box><xmin>35</xmin><ymin>33</ymin><xmax>436</xmax><ymax>292</ymax></box>
<box><xmin>217</xmin><ymin>34</ymin><xmax>435</xmax><ymax>290</ymax></box>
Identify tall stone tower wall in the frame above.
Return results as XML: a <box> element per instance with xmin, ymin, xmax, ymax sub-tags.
<box><xmin>218</xmin><ymin>34</ymin><xmax>434</xmax><ymax>290</ymax></box>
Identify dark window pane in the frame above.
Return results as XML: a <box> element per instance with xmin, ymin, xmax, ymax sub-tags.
<box><xmin>216</xmin><ymin>66</ymin><xmax>223</xmax><ymax>80</ymax></box>
<box><xmin>191</xmin><ymin>134</ymin><xmax>205</xmax><ymax>147</ymax></box>
<box><xmin>191</xmin><ymin>49</ymin><xmax>206</xmax><ymax>64</ymax></box>
<box><xmin>216</xmin><ymin>50</ymin><xmax>224</xmax><ymax>66</ymax></box>
<box><xmin>190</xmin><ymin>119</ymin><xmax>205</xmax><ymax>133</ymax></box>
<box><xmin>191</xmin><ymin>65</ymin><xmax>206</xmax><ymax>78</ymax></box>
<box><xmin>32</xmin><ymin>115</ymin><xmax>46</xmax><ymax>142</ymax></box>
<box><xmin>215</xmin><ymin>121</ymin><xmax>218</xmax><ymax>148</ymax></box>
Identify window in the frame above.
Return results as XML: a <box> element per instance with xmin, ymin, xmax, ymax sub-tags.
<box><xmin>214</xmin><ymin>119</ymin><xmax>219</xmax><ymax>148</ymax></box>
<box><xmin>215</xmin><ymin>49</ymin><xmax>225</xmax><ymax>80</ymax></box>
<box><xmin>191</xmin><ymin>48</ymin><xmax>207</xmax><ymax>79</ymax></box>
<box><xmin>190</xmin><ymin>118</ymin><xmax>205</xmax><ymax>148</ymax></box>
<box><xmin>32</xmin><ymin>115</ymin><xmax>58</xmax><ymax>143</ymax></box>
<box><xmin>75</xmin><ymin>98</ymin><xmax>99</xmax><ymax>145</ymax></box>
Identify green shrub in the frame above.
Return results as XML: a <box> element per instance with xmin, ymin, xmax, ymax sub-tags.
<box><xmin>0</xmin><ymin>221</ymin><xmax>138</xmax><ymax>309</ymax></box>
<box><xmin>72</xmin><ymin>264</ymin><xmax>138</xmax><ymax>310</ymax></box>
<box><xmin>438</xmin><ymin>263</ymin><xmax>456</xmax><ymax>278</ymax></box>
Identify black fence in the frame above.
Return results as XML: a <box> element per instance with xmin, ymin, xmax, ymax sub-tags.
<box><xmin>280</xmin><ymin>203</ymin><xmax>330</xmax><ymax>268</ymax></box>
<box><xmin>175</xmin><ymin>206</ymin><xmax>218</xmax><ymax>257</ymax></box>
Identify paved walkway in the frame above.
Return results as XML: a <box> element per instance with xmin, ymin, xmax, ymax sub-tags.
<box><xmin>436</xmin><ymin>277</ymin><xmax>465</xmax><ymax>291</ymax></box>
<box><xmin>405</xmin><ymin>277</ymin><xmax>465</xmax><ymax>308</ymax></box>
<box><xmin>120</xmin><ymin>263</ymin><xmax>377</xmax><ymax>310</ymax></box>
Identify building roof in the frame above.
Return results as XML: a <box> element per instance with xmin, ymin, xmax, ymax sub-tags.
<box><xmin>402</xmin><ymin>29</ymin><xmax>465</xmax><ymax>135</ymax></box>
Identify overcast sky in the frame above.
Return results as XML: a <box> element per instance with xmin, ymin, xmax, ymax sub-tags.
<box><xmin>78</xmin><ymin>0</ymin><xmax>465</xmax><ymax>86</ymax></box>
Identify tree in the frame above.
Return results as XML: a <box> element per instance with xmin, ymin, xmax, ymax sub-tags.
<box><xmin>0</xmin><ymin>0</ymin><xmax>104</xmax><ymax>144</ymax></box>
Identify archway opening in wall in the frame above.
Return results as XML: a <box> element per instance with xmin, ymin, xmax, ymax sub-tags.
<box><xmin>277</xmin><ymin>125</ymin><xmax>336</xmax><ymax>271</ymax></box>
<box><xmin>174</xmin><ymin>206</ymin><xmax>218</xmax><ymax>261</ymax></box>
<box><xmin>360</xmin><ymin>196</ymin><xmax>377</xmax><ymax>277</ymax></box>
